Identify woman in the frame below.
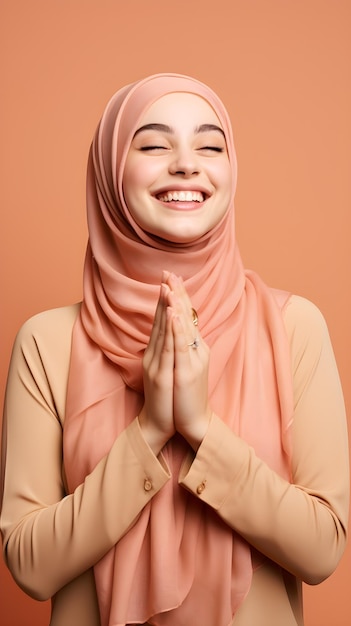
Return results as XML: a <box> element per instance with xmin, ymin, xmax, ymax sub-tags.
<box><xmin>0</xmin><ymin>73</ymin><xmax>349</xmax><ymax>626</ymax></box>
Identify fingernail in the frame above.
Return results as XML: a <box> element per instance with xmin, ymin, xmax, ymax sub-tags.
<box><xmin>162</xmin><ymin>270</ymin><xmax>170</xmax><ymax>282</ymax></box>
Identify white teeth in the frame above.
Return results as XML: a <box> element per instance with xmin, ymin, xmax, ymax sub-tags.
<box><xmin>158</xmin><ymin>191</ymin><xmax>205</xmax><ymax>202</ymax></box>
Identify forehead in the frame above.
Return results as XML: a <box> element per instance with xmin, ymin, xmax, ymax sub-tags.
<box><xmin>138</xmin><ymin>92</ymin><xmax>222</xmax><ymax>128</ymax></box>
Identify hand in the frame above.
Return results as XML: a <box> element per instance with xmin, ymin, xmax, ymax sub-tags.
<box><xmin>139</xmin><ymin>281</ymin><xmax>175</xmax><ymax>455</ymax></box>
<box><xmin>165</xmin><ymin>274</ymin><xmax>212</xmax><ymax>450</ymax></box>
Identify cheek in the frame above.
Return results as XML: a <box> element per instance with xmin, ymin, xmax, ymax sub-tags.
<box><xmin>122</xmin><ymin>157</ymin><xmax>139</xmax><ymax>203</ymax></box>
<box><xmin>124</xmin><ymin>162</ymin><xmax>160</xmax><ymax>206</ymax></box>
<box><xmin>213</xmin><ymin>161</ymin><xmax>233</xmax><ymax>199</ymax></box>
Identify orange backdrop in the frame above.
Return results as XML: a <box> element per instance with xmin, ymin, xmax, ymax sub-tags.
<box><xmin>1</xmin><ymin>1</ymin><xmax>350</xmax><ymax>625</ymax></box>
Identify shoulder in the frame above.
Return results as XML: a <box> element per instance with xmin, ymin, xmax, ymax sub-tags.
<box><xmin>6</xmin><ymin>305</ymin><xmax>81</xmax><ymax>423</ymax></box>
<box><xmin>12</xmin><ymin>303</ymin><xmax>81</xmax><ymax>370</ymax></box>
<box><xmin>15</xmin><ymin>303</ymin><xmax>80</xmax><ymax>343</ymax></box>
<box><xmin>282</xmin><ymin>295</ymin><xmax>335</xmax><ymax>378</ymax></box>
<box><xmin>283</xmin><ymin>295</ymin><xmax>329</xmax><ymax>344</ymax></box>
<box><xmin>10</xmin><ymin>304</ymin><xmax>81</xmax><ymax>419</ymax></box>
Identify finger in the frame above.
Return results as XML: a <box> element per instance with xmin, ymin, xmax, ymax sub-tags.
<box><xmin>148</xmin><ymin>283</ymin><xmax>169</xmax><ymax>350</ymax></box>
<box><xmin>168</xmin><ymin>290</ymin><xmax>200</xmax><ymax>355</ymax></box>
<box><xmin>157</xmin><ymin>306</ymin><xmax>175</xmax><ymax>371</ymax></box>
<box><xmin>172</xmin><ymin>312</ymin><xmax>192</xmax><ymax>361</ymax></box>
<box><xmin>166</xmin><ymin>274</ymin><xmax>197</xmax><ymax>336</ymax></box>
<box><xmin>162</xmin><ymin>269</ymin><xmax>171</xmax><ymax>283</ymax></box>
<box><xmin>144</xmin><ymin>284</ymin><xmax>169</xmax><ymax>367</ymax></box>
<box><xmin>146</xmin><ymin>305</ymin><xmax>174</xmax><ymax>390</ymax></box>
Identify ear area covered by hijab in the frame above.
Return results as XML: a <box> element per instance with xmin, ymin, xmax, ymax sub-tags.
<box><xmin>63</xmin><ymin>73</ymin><xmax>293</xmax><ymax>626</ymax></box>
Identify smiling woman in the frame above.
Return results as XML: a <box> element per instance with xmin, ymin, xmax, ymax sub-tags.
<box><xmin>122</xmin><ymin>93</ymin><xmax>232</xmax><ymax>243</ymax></box>
<box><xmin>0</xmin><ymin>73</ymin><xmax>349</xmax><ymax>626</ymax></box>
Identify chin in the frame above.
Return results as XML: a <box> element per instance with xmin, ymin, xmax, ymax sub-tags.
<box><xmin>154</xmin><ymin>229</ymin><xmax>208</xmax><ymax>245</ymax></box>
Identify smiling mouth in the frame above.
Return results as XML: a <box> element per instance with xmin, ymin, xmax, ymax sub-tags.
<box><xmin>156</xmin><ymin>190</ymin><xmax>206</xmax><ymax>203</ymax></box>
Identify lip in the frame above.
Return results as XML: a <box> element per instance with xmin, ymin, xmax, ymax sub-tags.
<box><xmin>155</xmin><ymin>196</ymin><xmax>207</xmax><ymax>211</ymax></box>
<box><xmin>152</xmin><ymin>184</ymin><xmax>212</xmax><ymax>200</ymax></box>
<box><xmin>157</xmin><ymin>200</ymin><xmax>205</xmax><ymax>211</ymax></box>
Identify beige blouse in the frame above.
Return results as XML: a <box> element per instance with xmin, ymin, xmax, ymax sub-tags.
<box><xmin>0</xmin><ymin>295</ymin><xmax>349</xmax><ymax>626</ymax></box>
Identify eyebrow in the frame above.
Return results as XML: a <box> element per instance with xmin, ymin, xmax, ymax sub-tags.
<box><xmin>133</xmin><ymin>122</ymin><xmax>225</xmax><ymax>138</ymax></box>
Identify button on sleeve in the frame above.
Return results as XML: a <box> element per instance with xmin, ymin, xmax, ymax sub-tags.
<box><xmin>196</xmin><ymin>481</ymin><xmax>206</xmax><ymax>494</ymax></box>
<box><xmin>179</xmin><ymin>414</ymin><xmax>244</xmax><ymax>509</ymax></box>
<box><xmin>144</xmin><ymin>478</ymin><xmax>153</xmax><ymax>492</ymax></box>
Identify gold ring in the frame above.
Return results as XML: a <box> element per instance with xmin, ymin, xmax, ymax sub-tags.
<box><xmin>191</xmin><ymin>308</ymin><xmax>199</xmax><ymax>326</ymax></box>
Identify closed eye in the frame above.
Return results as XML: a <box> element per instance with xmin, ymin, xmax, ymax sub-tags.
<box><xmin>198</xmin><ymin>146</ymin><xmax>224</xmax><ymax>153</ymax></box>
<box><xmin>140</xmin><ymin>145</ymin><xmax>169</xmax><ymax>151</ymax></box>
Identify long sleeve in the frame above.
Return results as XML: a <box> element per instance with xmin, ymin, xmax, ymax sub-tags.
<box><xmin>0</xmin><ymin>305</ymin><xmax>170</xmax><ymax>601</ymax></box>
<box><xmin>1</xmin><ymin>296</ymin><xmax>349</xmax><ymax>618</ymax></box>
<box><xmin>180</xmin><ymin>295</ymin><xmax>349</xmax><ymax>584</ymax></box>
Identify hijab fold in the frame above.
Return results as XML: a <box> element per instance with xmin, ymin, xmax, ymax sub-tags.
<box><xmin>63</xmin><ymin>74</ymin><xmax>293</xmax><ymax>626</ymax></box>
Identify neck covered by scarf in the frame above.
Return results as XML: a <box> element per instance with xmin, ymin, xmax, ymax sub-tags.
<box><xmin>63</xmin><ymin>74</ymin><xmax>293</xmax><ymax>626</ymax></box>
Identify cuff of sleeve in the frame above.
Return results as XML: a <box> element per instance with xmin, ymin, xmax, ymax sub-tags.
<box><xmin>179</xmin><ymin>413</ymin><xmax>249</xmax><ymax>509</ymax></box>
<box><xmin>125</xmin><ymin>418</ymin><xmax>171</xmax><ymax>496</ymax></box>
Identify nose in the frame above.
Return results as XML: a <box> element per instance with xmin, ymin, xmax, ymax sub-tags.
<box><xmin>168</xmin><ymin>146</ymin><xmax>200</xmax><ymax>177</ymax></box>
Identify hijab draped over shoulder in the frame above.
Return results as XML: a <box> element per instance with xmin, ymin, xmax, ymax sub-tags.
<box><xmin>63</xmin><ymin>73</ymin><xmax>293</xmax><ymax>626</ymax></box>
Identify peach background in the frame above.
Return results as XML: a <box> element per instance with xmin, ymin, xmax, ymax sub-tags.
<box><xmin>0</xmin><ymin>1</ymin><xmax>350</xmax><ymax>624</ymax></box>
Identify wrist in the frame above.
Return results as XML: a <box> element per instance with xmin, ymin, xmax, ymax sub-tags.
<box><xmin>182</xmin><ymin>411</ymin><xmax>213</xmax><ymax>452</ymax></box>
<box><xmin>138</xmin><ymin>411</ymin><xmax>171</xmax><ymax>456</ymax></box>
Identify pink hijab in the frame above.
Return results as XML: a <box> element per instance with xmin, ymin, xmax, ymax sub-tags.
<box><xmin>63</xmin><ymin>74</ymin><xmax>293</xmax><ymax>626</ymax></box>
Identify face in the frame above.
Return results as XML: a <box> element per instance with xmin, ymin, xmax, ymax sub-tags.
<box><xmin>122</xmin><ymin>93</ymin><xmax>232</xmax><ymax>244</ymax></box>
